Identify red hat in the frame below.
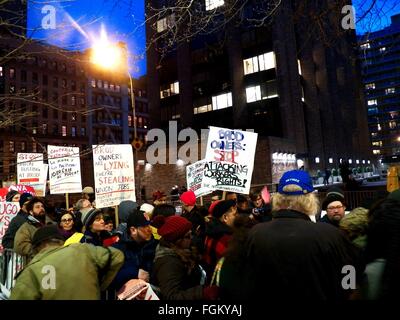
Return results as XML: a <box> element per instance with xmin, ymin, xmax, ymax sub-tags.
<box><xmin>180</xmin><ymin>190</ymin><xmax>196</xmax><ymax>206</ymax></box>
<box><xmin>158</xmin><ymin>216</ymin><xmax>192</xmax><ymax>242</ymax></box>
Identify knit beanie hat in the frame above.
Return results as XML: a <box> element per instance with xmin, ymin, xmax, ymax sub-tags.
<box><xmin>32</xmin><ymin>225</ymin><xmax>64</xmax><ymax>248</ymax></box>
<box><xmin>118</xmin><ymin>200</ymin><xmax>138</xmax><ymax>223</ymax></box>
<box><xmin>158</xmin><ymin>216</ymin><xmax>192</xmax><ymax>242</ymax></box>
<box><xmin>81</xmin><ymin>208</ymin><xmax>102</xmax><ymax>229</ymax></box>
<box><xmin>19</xmin><ymin>192</ymin><xmax>33</xmax><ymax>207</ymax></box>
<box><xmin>322</xmin><ymin>187</ymin><xmax>345</xmax><ymax>210</ymax></box>
<box><xmin>180</xmin><ymin>190</ymin><xmax>196</xmax><ymax>206</ymax></box>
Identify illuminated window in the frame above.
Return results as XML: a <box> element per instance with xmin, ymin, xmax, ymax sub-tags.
<box><xmin>71</xmin><ymin>95</ymin><xmax>76</xmax><ymax>106</ymax></box>
<box><xmin>9</xmin><ymin>68</ymin><xmax>15</xmax><ymax>79</ymax></box>
<box><xmin>0</xmin><ymin>66</ymin><xmax>3</xmax><ymax>77</ymax></box>
<box><xmin>160</xmin><ymin>81</ymin><xmax>180</xmax><ymax>99</ymax></box>
<box><xmin>379</xmin><ymin>47</ymin><xmax>386</xmax><ymax>53</ymax></box>
<box><xmin>62</xmin><ymin>126</ymin><xmax>67</xmax><ymax>137</ymax></box>
<box><xmin>156</xmin><ymin>14</ymin><xmax>175</xmax><ymax>33</ymax></box>
<box><xmin>9</xmin><ymin>141</ymin><xmax>15</xmax><ymax>153</ymax></box>
<box><xmin>32</xmin><ymin>142</ymin><xmax>37</xmax><ymax>152</ymax></box>
<box><xmin>385</xmin><ymin>88</ymin><xmax>395</xmax><ymax>94</ymax></box>
<box><xmin>360</xmin><ymin>42</ymin><xmax>370</xmax><ymax>49</ymax></box>
<box><xmin>212</xmin><ymin>92</ymin><xmax>232</xmax><ymax>110</ymax></box>
<box><xmin>365</xmin><ymin>83</ymin><xmax>375</xmax><ymax>89</ymax></box>
<box><xmin>373</xmin><ymin>149</ymin><xmax>380</xmax><ymax>154</ymax></box>
<box><xmin>368</xmin><ymin>99</ymin><xmax>377</xmax><ymax>106</ymax></box>
<box><xmin>21</xmin><ymin>141</ymin><xmax>26</xmax><ymax>152</ymax></box>
<box><xmin>42</xmin><ymin>124</ymin><xmax>48</xmax><ymax>134</ymax></box>
<box><xmin>205</xmin><ymin>0</ymin><xmax>224</xmax><ymax>10</ymax></box>
<box><xmin>377</xmin><ymin>123</ymin><xmax>382</xmax><ymax>131</ymax></box>
<box><xmin>389</xmin><ymin>121</ymin><xmax>397</xmax><ymax>129</ymax></box>
<box><xmin>372</xmin><ymin>141</ymin><xmax>382</xmax><ymax>147</ymax></box>
<box><xmin>243</xmin><ymin>51</ymin><xmax>275</xmax><ymax>75</ymax></box>
<box><xmin>246</xmin><ymin>85</ymin><xmax>262</xmax><ymax>103</ymax></box>
<box><xmin>91</xmin><ymin>79</ymin><xmax>96</xmax><ymax>88</ymax></box>
<box><xmin>297</xmin><ymin>60</ymin><xmax>302</xmax><ymax>75</ymax></box>
<box><xmin>71</xmin><ymin>126</ymin><xmax>76</xmax><ymax>137</ymax></box>
<box><xmin>194</xmin><ymin>104</ymin><xmax>212</xmax><ymax>114</ymax></box>
<box><xmin>371</xmin><ymin>132</ymin><xmax>378</xmax><ymax>138</ymax></box>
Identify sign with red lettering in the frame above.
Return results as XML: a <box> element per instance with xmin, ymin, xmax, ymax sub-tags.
<box><xmin>0</xmin><ymin>185</ymin><xmax>36</xmax><ymax>202</ymax></box>
<box><xmin>0</xmin><ymin>202</ymin><xmax>20</xmax><ymax>251</ymax></box>
<box><xmin>48</xmin><ymin>145</ymin><xmax>82</xmax><ymax>194</ymax></box>
<box><xmin>186</xmin><ymin>160</ymin><xmax>212</xmax><ymax>198</ymax></box>
<box><xmin>92</xmin><ymin>144</ymin><xmax>136</xmax><ymax>208</ymax></box>
<box><xmin>203</xmin><ymin>126</ymin><xmax>258</xmax><ymax>194</ymax></box>
<box><xmin>17</xmin><ymin>153</ymin><xmax>47</xmax><ymax>196</ymax></box>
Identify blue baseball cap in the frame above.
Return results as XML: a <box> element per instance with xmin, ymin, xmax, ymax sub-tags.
<box><xmin>278</xmin><ymin>170</ymin><xmax>314</xmax><ymax>195</ymax></box>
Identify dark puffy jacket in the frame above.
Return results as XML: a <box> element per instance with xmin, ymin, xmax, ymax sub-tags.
<box><xmin>110</xmin><ymin>237</ymin><xmax>157</xmax><ymax>291</ymax></box>
<box><xmin>153</xmin><ymin>245</ymin><xmax>204</xmax><ymax>300</ymax></box>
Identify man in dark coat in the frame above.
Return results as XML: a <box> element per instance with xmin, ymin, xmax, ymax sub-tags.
<box><xmin>240</xmin><ymin>170</ymin><xmax>363</xmax><ymax>300</ymax></box>
<box><xmin>2</xmin><ymin>193</ymin><xmax>33</xmax><ymax>249</ymax></box>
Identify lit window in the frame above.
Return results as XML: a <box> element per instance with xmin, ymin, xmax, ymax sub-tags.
<box><xmin>0</xmin><ymin>66</ymin><xmax>3</xmax><ymax>77</ymax></box>
<box><xmin>373</xmin><ymin>149</ymin><xmax>380</xmax><ymax>154</ymax></box>
<box><xmin>115</xmin><ymin>85</ymin><xmax>120</xmax><ymax>92</ymax></box>
<box><xmin>9</xmin><ymin>141</ymin><xmax>15</xmax><ymax>153</ymax></box>
<box><xmin>297</xmin><ymin>60</ymin><xmax>302</xmax><ymax>75</ymax></box>
<box><xmin>385</xmin><ymin>88</ymin><xmax>395</xmax><ymax>94</ymax></box>
<box><xmin>389</xmin><ymin>121</ymin><xmax>397</xmax><ymax>129</ymax></box>
<box><xmin>32</xmin><ymin>142</ymin><xmax>37</xmax><ymax>152</ymax></box>
<box><xmin>91</xmin><ymin>79</ymin><xmax>96</xmax><ymax>88</ymax></box>
<box><xmin>72</xmin><ymin>112</ymin><xmax>76</xmax><ymax>121</ymax></box>
<box><xmin>372</xmin><ymin>141</ymin><xmax>382</xmax><ymax>147</ymax></box>
<box><xmin>246</xmin><ymin>85</ymin><xmax>262</xmax><ymax>103</ymax></box>
<box><xmin>160</xmin><ymin>81</ymin><xmax>180</xmax><ymax>99</ymax></box>
<box><xmin>371</xmin><ymin>132</ymin><xmax>378</xmax><ymax>138</ymax></box>
<box><xmin>365</xmin><ymin>83</ymin><xmax>375</xmax><ymax>90</ymax></box>
<box><xmin>104</xmin><ymin>81</ymin><xmax>108</xmax><ymax>89</ymax></box>
<box><xmin>21</xmin><ymin>141</ymin><xmax>26</xmax><ymax>151</ymax></box>
<box><xmin>367</xmin><ymin>99</ymin><xmax>377</xmax><ymax>106</ymax></box>
<box><xmin>156</xmin><ymin>14</ymin><xmax>175</xmax><ymax>33</ymax></box>
<box><xmin>71</xmin><ymin>95</ymin><xmax>76</xmax><ymax>106</ymax></box>
<box><xmin>360</xmin><ymin>42</ymin><xmax>370</xmax><ymax>49</ymax></box>
<box><xmin>71</xmin><ymin>126</ymin><xmax>76</xmax><ymax>137</ymax></box>
<box><xmin>205</xmin><ymin>0</ymin><xmax>224</xmax><ymax>11</ymax></box>
<box><xmin>9</xmin><ymin>68</ymin><xmax>15</xmax><ymax>79</ymax></box>
<box><xmin>42</xmin><ymin>124</ymin><xmax>48</xmax><ymax>134</ymax></box>
<box><xmin>377</xmin><ymin>123</ymin><xmax>382</xmax><ymax>131</ymax></box>
<box><xmin>379</xmin><ymin>47</ymin><xmax>386</xmax><ymax>53</ymax></box>
<box><xmin>243</xmin><ymin>51</ymin><xmax>275</xmax><ymax>75</ymax></box>
<box><xmin>194</xmin><ymin>104</ymin><xmax>212</xmax><ymax>114</ymax></box>
<box><xmin>97</xmin><ymin>80</ymin><xmax>102</xmax><ymax>88</ymax></box>
<box><xmin>62</xmin><ymin>126</ymin><xmax>67</xmax><ymax>137</ymax></box>
<box><xmin>212</xmin><ymin>92</ymin><xmax>232</xmax><ymax>110</ymax></box>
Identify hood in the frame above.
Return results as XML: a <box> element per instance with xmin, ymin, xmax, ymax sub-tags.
<box><xmin>27</xmin><ymin>215</ymin><xmax>44</xmax><ymax>227</ymax></box>
<box><xmin>154</xmin><ymin>244</ymin><xmax>179</xmax><ymax>261</ymax></box>
<box><xmin>205</xmin><ymin>218</ymin><xmax>232</xmax><ymax>238</ymax></box>
<box><xmin>118</xmin><ymin>201</ymin><xmax>138</xmax><ymax>223</ymax></box>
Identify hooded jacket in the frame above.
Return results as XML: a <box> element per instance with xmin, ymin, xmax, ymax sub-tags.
<box><xmin>2</xmin><ymin>209</ymin><xmax>30</xmax><ymax>249</ymax></box>
<box><xmin>10</xmin><ymin>243</ymin><xmax>124</xmax><ymax>300</ymax></box>
<box><xmin>13</xmin><ymin>216</ymin><xmax>44</xmax><ymax>260</ymax></box>
<box><xmin>153</xmin><ymin>245</ymin><xmax>204</xmax><ymax>300</ymax></box>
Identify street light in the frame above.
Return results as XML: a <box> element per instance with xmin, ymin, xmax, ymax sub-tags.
<box><xmin>89</xmin><ymin>32</ymin><xmax>142</xmax><ymax>199</ymax></box>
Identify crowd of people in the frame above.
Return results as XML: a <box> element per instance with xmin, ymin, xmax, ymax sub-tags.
<box><xmin>1</xmin><ymin>169</ymin><xmax>399</xmax><ymax>300</ymax></box>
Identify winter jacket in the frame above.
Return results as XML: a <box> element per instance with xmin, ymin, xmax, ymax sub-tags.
<box><xmin>241</xmin><ymin>209</ymin><xmax>363</xmax><ymax>300</ymax></box>
<box><xmin>153</xmin><ymin>245</ymin><xmax>204</xmax><ymax>300</ymax></box>
<box><xmin>2</xmin><ymin>210</ymin><xmax>30</xmax><ymax>249</ymax></box>
<box><xmin>10</xmin><ymin>243</ymin><xmax>124</xmax><ymax>300</ymax></box>
<box><xmin>13</xmin><ymin>216</ymin><xmax>44</xmax><ymax>260</ymax></box>
<box><xmin>318</xmin><ymin>214</ymin><xmax>340</xmax><ymax>227</ymax></box>
<box><xmin>110</xmin><ymin>237</ymin><xmax>158</xmax><ymax>291</ymax></box>
<box><xmin>203</xmin><ymin>218</ymin><xmax>232</xmax><ymax>279</ymax></box>
<box><xmin>182</xmin><ymin>206</ymin><xmax>206</xmax><ymax>253</ymax></box>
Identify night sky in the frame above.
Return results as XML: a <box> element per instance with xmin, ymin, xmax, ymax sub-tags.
<box><xmin>27</xmin><ymin>0</ymin><xmax>400</xmax><ymax>78</ymax></box>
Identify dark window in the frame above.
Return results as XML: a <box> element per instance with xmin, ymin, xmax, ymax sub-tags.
<box><xmin>32</xmin><ymin>72</ymin><xmax>38</xmax><ymax>83</ymax></box>
<box><xmin>53</xmin><ymin>77</ymin><xmax>58</xmax><ymax>88</ymax></box>
<box><xmin>62</xmin><ymin>79</ymin><xmax>67</xmax><ymax>88</ymax></box>
<box><xmin>62</xmin><ymin>95</ymin><xmax>67</xmax><ymax>105</ymax></box>
<box><xmin>42</xmin><ymin>108</ymin><xmax>48</xmax><ymax>118</ymax></box>
<box><xmin>62</xmin><ymin>112</ymin><xmax>67</xmax><ymax>120</ymax></box>
<box><xmin>42</xmin><ymin>90</ymin><xmax>48</xmax><ymax>101</ymax></box>
<box><xmin>71</xmin><ymin>80</ymin><xmax>76</xmax><ymax>91</ymax></box>
<box><xmin>21</xmin><ymin>70</ymin><xmax>27</xmax><ymax>82</ymax></box>
<box><xmin>53</xmin><ymin>109</ymin><xmax>58</xmax><ymax>119</ymax></box>
<box><xmin>43</xmin><ymin>74</ymin><xmax>48</xmax><ymax>85</ymax></box>
<box><xmin>52</xmin><ymin>124</ymin><xmax>58</xmax><ymax>135</ymax></box>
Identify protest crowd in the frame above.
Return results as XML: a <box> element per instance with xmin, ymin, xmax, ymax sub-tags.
<box><xmin>0</xmin><ymin>168</ymin><xmax>399</xmax><ymax>301</ymax></box>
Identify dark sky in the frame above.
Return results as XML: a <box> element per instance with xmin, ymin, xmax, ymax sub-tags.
<box><xmin>27</xmin><ymin>0</ymin><xmax>399</xmax><ymax>78</ymax></box>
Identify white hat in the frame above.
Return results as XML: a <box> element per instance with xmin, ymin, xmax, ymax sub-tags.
<box><xmin>140</xmin><ymin>203</ymin><xmax>154</xmax><ymax>214</ymax></box>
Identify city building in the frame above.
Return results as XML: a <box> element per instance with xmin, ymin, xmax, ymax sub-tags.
<box><xmin>144</xmin><ymin>0</ymin><xmax>372</xmax><ymax>190</ymax></box>
<box><xmin>358</xmin><ymin>14</ymin><xmax>400</xmax><ymax>159</ymax></box>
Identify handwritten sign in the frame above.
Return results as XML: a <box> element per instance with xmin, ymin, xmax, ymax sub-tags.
<box><xmin>17</xmin><ymin>153</ymin><xmax>47</xmax><ymax>196</ymax></box>
<box><xmin>0</xmin><ymin>185</ymin><xmax>36</xmax><ymax>202</ymax></box>
<box><xmin>186</xmin><ymin>160</ymin><xmax>212</xmax><ymax>198</ymax></box>
<box><xmin>48</xmin><ymin>145</ymin><xmax>82</xmax><ymax>194</ymax></box>
<box><xmin>93</xmin><ymin>144</ymin><xmax>136</xmax><ymax>208</ymax></box>
<box><xmin>203</xmin><ymin>126</ymin><xmax>258</xmax><ymax>194</ymax></box>
<box><xmin>0</xmin><ymin>202</ymin><xmax>20</xmax><ymax>250</ymax></box>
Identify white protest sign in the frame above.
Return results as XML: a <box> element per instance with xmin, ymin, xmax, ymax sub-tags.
<box><xmin>186</xmin><ymin>160</ymin><xmax>212</xmax><ymax>198</ymax></box>
<box><xmin>203</xmin><ymin>126</ymin><xmax>258</xmax><ymax>194</ymax></box>
<box><xmin>0</xmin><ymin>202</ymin><xmax>20</xmax><ymax>250</ymax></box>
<box><xmin>48</xmin><ymin>146</ymin><xmax>82</xmax><ymax>194</ymax></box>
<box><xmin>93</xmin><ymin>144</ymin><xmax>136</xmax><ymax>208</ymax></box>
<box><xmin>17</xmin><ymin>153</ymin><xmax>47</xmax><ymax>196</ymax></box>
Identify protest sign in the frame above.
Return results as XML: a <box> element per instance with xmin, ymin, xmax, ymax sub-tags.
<box><xmin>203</xmin><ymin>126</ymin><xmax>258</xmax><ymax>194</ymax></box>
<box><xmin>93</xmin><ymin>144</ymin><xmax>136</xmax><ymax>208</ymax></box>
<box><xmin>48</xmin><ymin>146</ymin><xmax>82</xmax><ymax>194</ymax></box>
<box><xmin>17</xmin><ymin>153</ymin><xmax>47</xmax><ymax>196</ymax></box>
<box><xmin>0</xmin><ymin>185</ymin><xmax>36</xmax><ymax>202</ymax></box>
<box><xmin>186</xmin><ymin>160</ymin><xmax>212</xmax><ymax>198</ymax></box>
<box><xmin>0</xmin><ymin>202</ymin><xmax>20</xmax><ymax>250</ymax></box>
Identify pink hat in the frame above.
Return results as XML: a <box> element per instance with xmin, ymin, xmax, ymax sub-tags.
<box><xmin>180</xmin><ymin>190</ymin><xmax>196</xmax><ymax>206</ymax></box>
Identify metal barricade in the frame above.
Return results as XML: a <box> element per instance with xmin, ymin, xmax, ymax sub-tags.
<box><xmin>0</xmin><ymin>249</ymin><xmax>27</xmax><ymax>291</ymax></box>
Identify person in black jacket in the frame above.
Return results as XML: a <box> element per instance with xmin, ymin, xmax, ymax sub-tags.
<box><xmin>2</xmin><ymin>193</ymin><xmax>33</xmax><ymax>249</ymax></box>
<box><xmin>241</xmin><ymin>170</ymin><xmax>363</xmax><ymax>300</ymax></box>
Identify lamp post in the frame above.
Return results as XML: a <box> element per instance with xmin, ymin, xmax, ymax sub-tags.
<box><xmin>89</xmin><ymin>36</ymin><xmax>141</xmax><ymax>200</ymax></box>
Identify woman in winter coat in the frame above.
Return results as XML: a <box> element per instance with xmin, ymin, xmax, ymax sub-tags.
<box><xmin>152</xmin><ymin>215</ymin><xmax>218</xmax><ymax>300</ymax></box>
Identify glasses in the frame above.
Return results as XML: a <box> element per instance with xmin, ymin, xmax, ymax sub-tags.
<box><xmin>327</xmin><ymin>205</ymin><xmax>344</xmax><ymax>211</ymax></box>
<box><xmin>61</xmin><ymin>218</ymin><xmax>73</xmax><ymax>223</ymax></box>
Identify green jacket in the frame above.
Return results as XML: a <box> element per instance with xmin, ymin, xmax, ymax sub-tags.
<box><xmin>13</xmin><ymin>220</ymin><xmax>41</xmax><ymax>261</ymax></box>
<box><xmin>10</xmin><ymin>243</ymin><xmax>124</xmax><ymax>300</ymax></box>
